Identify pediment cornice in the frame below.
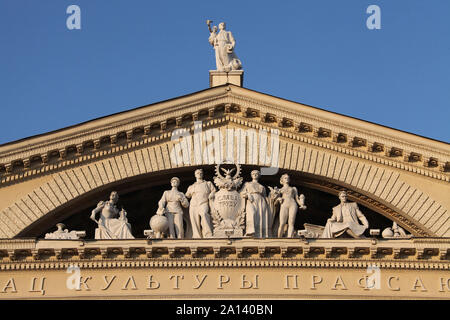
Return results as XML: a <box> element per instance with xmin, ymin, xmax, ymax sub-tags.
<box><xmin>228</xmin><ymin>88</ymin><xmax>449</xmax><ymax>157</ymax></box>
<box><xmin>0</xmin><ymin>85</ymin><xmax>448</xmax><ymax>184</ymax></box>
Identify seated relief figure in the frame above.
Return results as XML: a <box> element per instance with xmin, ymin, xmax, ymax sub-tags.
<box><xmin>90</xmin><ymin>191</ymin><xmax>134</xmax><ymax>239</ymax></box>
<box><xmin>158</xmin><ymin>177</ymin><xmax>189</xmax><ymax>239</ymax></box>
<box><xmin>185</xmin><ymin>169</ymin><xmax>215</xmax><ymax>238</ymax></box>
<box><xmin>240</xmin><ymin>170</ymin><xmax>272</xmax><ymax>238</ymax></box>
<box><xmin>321</xmin><ymin>191</ymin><xmax>369</xmax><ymax>238</ymax></box>
<box><xmin>272</xmin><ymin>174</ymin><xmax>307</xmax><ymax>238</ymax></box>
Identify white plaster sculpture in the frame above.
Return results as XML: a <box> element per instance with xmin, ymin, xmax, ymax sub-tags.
<box><xmin>272</xmin><ymin>174</ymin><xmax>307</xmax><ymax>238</ymax></box>
<box><xmin>321</xmin><ymin>191</ymin><xmax>369</xmax><ymax>238</ymax></box>
<box><xmin>149</xmin><ymin>209</ymin><xmax>170</xmax><ymax>238</ymax></box>
<box><xmin>90</xmin><ymin>191</ymin><xmax>134</xmax><ymax>239</ymax></box>
<box><xmin>382</xmin><ymin>222</ymin><xmax>410</xmax><ymax>238</ymax></box>
<box><xmin>185</xmin><ymin>169</ymin><xmax>215</xmax><ymax>238</ymax></box>
<box><xmin>297</xmin><ymin>223</ymin><xmax>325</xmax><ymax>238</ymax></box>
<box><xmin>210</xmin><ymin>164</ymin><xmax>245</xmax><ymax>237</ymax></box>
<box><xmin>240</xmin><ymin>170</ymin><xmax>272</xmax><ymax>238</ymax></box>
<box><xmin>44</xmin><ymin>223</ymin><xmax>86</xmax><ymax>240</ymax></box>
<box><xmin>207</xmin><ymin>20</ymin><xmax>242</xmax><ymax>72</ymax></box>
<box><xmin>267</xmin><ymin>186</ymin><xmax>281</xmax><ymax>236</ymax></box>
<box><xmin>158</xmin><ymin>177</ymin><xmax>189</xmax><ymax>239</ymax></box>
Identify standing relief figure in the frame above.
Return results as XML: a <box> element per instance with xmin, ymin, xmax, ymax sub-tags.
<box><xmin>90</xmin><ymin>191</ymin><xmax>134</xmax><ymax>239</ymax></box>
<box><xmin>185</xmin><ymin>169</ymin><xmax>215</xmax><ymax>238</ymax></box>
<box><xmin>240</xmin><ymin>170</ymin><xmax>272</xmax><ymax>238</ymax></box>
<box><xmin>271</xmin><ymin>174</ymin><xmax>307</xmax><ymax>238</ymax></box>
<box><xmin>158</xmin><ymin>177</ymin><xmax>189</xmax><ymax>239</ymax></box>
<box><xmin>207</xmin><ymin>20</ymin><xmax>242</xmax><ymax>72</ymax></box>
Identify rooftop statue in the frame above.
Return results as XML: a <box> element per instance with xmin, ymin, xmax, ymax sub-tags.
<box><xmin>321</xmin><ymin>191</ymin><xmax>369</xmax><ymax>238</ymax></box>
<box><xmin>207</xmin><ymin>20</ymin><xmax>242</xmax><ymax>72</ymax></box>
<box><xmin>90</xmin><ymin>191</ymin><xmax>134</xmax><ymax>239</ymax></box>
<box><xmin>158</xmin><ymin>177</ymin><xmax>189</xmax><ymax>239</ymax></box>
<box><xmin>185</xmin><ymin>169</ymin><xmax>216</xmax><ymax>238</ymax></box>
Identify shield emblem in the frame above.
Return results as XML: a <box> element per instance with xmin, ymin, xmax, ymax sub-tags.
<box><xmin>213</xmin><ymin>189</ymin><xmax>242</xmax><ymax>222</ymax></box>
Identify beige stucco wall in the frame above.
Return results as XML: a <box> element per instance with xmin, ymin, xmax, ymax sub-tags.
<box><xmin>1</xmin><ymin>266</ymin><xmax>449</xmax><ymax>299</ymax></box>
<box><xmin>0</xmin><ymin>175</ymin><xmax>52</xmax><ymax>211</ymax></box>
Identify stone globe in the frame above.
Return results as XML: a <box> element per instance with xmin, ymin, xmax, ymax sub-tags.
<box><xmin>382</xmin><ymin>227</ymin><xmax>394</xmax><ymax>238</ymax></box>
<box><xmin>150</xmin><ymin>214</ymin><xmax>169</xmax><ymax>236</ymax></box>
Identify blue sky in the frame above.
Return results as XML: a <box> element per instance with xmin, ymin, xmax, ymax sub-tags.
<box><xmin>0</xmin><ymin>0</ymin><xmax>449</xmax><ymax>144</ymax></box>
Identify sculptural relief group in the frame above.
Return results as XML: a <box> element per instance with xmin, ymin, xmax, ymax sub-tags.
<box><xmin>45</xmin><ymin>163</ymin><xmax>409</xmax><ymax>240</ymax></box>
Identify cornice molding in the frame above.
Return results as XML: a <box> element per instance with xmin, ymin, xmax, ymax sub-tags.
<box><xmin>228</xmin><ymin>91</ymin><xmax>449</xmax><ymax>157</ymax></box>
<box><xmin>0</xmin><ymin>86</ymin><xmax>448</xmax><ymax>185</ymax></box>
<box><xmin>0</xmin><ymin>238</ymin><xmax>448</xmax><ymax>271</ymax></box>
<box><xmin>227</xmin><ymin>116</ymin><xmax>449</xmax><ymax>182</ymax></box>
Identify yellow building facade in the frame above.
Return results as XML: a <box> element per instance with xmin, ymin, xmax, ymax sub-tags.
<box><xmin>0</xmin><ymin>72</ymin><xmax>448</xmax><ymax>299</ymax></box>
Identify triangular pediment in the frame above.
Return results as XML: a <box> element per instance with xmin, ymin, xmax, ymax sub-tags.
<box><xmin>0</xmin><ymin>84</ymin><xmax>449</xmax><ymax>239</ymax></box>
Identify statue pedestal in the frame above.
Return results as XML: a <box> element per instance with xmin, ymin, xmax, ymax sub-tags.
<box><xmin>209</xmin><ymin>70</ymin><xmax>243</xmax><ymax>87</ymax></box>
